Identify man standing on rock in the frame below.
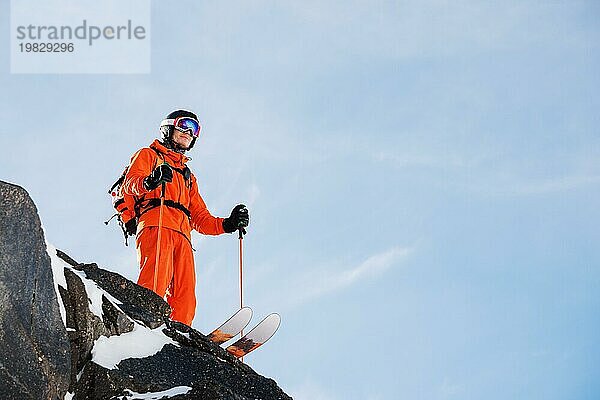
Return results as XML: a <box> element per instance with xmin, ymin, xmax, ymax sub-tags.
<box><xmin>122</xmin><ymin>109</ymin><xmax>249</xmax><ymax>326</ymax></box>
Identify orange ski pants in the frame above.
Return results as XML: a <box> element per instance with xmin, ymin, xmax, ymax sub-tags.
<box><xmin>136</xmin><ymin>227</ymin><xmax>196</xmax><ymax>326</ymax></box>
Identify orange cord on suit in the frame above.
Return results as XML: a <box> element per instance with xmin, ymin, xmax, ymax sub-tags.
<box><xmin>154</xmin><ymin>179</ymin><xmax>167</xmax><ymax>293</ymax></box>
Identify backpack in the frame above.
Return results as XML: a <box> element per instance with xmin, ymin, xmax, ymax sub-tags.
<box><xmin>105</xmin><ymin>166</ymin><xmax>141</xmax><ymax>246</ymax></box>
<box><xmin>105</xmin><ymin>148</ymin><xmax>193</xmax><ymax>245</ymax></box>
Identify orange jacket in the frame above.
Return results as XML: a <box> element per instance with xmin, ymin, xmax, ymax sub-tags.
<box><xmin>122</xmin><ymin>139</ymin><xmax>225</xmax><ymax>240</ymax></box>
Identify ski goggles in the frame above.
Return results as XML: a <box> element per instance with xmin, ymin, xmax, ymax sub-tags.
<box><xmin>161</xmin><ymin>117</ymin><xmax>201</xmax><ymax>138</ymax></box>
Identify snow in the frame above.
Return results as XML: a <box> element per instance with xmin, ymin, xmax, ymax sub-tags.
<box><xmin>48</xmin><ymin>242</ymin><xmax>107</xmax><ymax>318</ymax></box>
<box><xmin>92</xmin><ymin>323</ymin><xmax>178</xmax><ymax>369</ymax></box>
<box><xmin>47</xmin><ymin>244</ymin><xmax>182</xmax><ymax>395</ymax></box>
<box><xmin>47</xmin><ymin>243</ymin><xmax>106</xmax><ymax>317</ymax></box>
<box><xmin>47</xmin><ymin>242</ymin><xmax>68</xmax><ymax>326</ymax></box>
<box><xmin>47</xmin><ymin>243</ymin><xmax>124</xmax><ymax>323</ymax></box>
<box><xmin>73</xmin><ymin>269</ymin><xmax>106</xmax><ymax>317</ymax></box>
<box><xmin>122</xmin><ymin>386</ymin><xmax>192</xmax><ymax>399</ymax></box>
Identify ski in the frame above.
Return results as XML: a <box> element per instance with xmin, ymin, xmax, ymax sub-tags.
<box><xmin>207</xmin><ymin>306</ymin><xmax>253</xmax><ymax>345</ymax></box>
<box><xmin>226</xmin><ymin>313</ymin><xmax>281</xmax><ymax>358</ymax></box>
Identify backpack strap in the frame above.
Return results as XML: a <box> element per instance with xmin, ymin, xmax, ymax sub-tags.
<box><xmin>137</xmin><ymin>198</ymin><xmax>192</xmax><ymax>219</ymax></box>
<box><xmin>149</xmin><ymin>145</ymin><xmax>191</xmax><ymax>181</ymax></box>
<box><xmin>133</xmin><ymin>146</ymin><xmax>193</xmax><ymax>218</ymax></box>
<box><xmin>172</xmin><ymin>166</ymin><xmax>191</xmax><ymax>180</ymax></box>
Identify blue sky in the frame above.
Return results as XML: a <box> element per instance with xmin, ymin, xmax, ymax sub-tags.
<box><xmin>2</xmin><ymin>1</ymin><xmax>599</xmax><ymax>399</ymax></box>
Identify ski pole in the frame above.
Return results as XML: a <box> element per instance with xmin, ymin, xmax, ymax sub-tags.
<box><xmin>238</xmin><ymin>228</ymin><xmax>244</xmax><ymax>319</ymax></box>
<box><xmin>153</xmin><ymin>179</ymin><xmax>166</xmax><ymax>293</ymax></box>
<box><xmin>238</xmin><ymin>227</ymin><xmax>244</xmax><ymax>362</ymax></box>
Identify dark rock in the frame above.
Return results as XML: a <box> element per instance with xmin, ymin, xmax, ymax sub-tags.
<box><xmin>74</xmin><ymin>361</ymin><xmax>135</xmax><ymax>400</ymax></box>
<box><xmin>58</xmin><ymin>255</ymin><xmax>292</xmax><ymax>400</ymax></box>
<box><xmin>114</xmin><ymin>343</ymin><xmax>291</xmax><ymax>400</ymax></box>
<box><xmin>102</xmin><ymin>295</ymin><xmax>135</xmax><ymax>336</ymax></box>
<box><xmin>56</xmin><ymin>250</ymin><xmax>171</xmax><ymax>329</ymax></box>
<box><xmin>0</xmin><ymin>181</ymin><xmax>70</xmax><ymax>399</ymax></box>
<box><xmin>76</xmin><ymin>341</ymin><xmax>291</xmax><ymax>400</ymax></box>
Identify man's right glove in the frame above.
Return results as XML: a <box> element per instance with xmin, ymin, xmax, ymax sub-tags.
<box><xmin>222</xmin><ymin>204</ymin><xmax>249</xmax><ymax>233</ymax></box>
<box><xmin>143</xmin><ymin>163</ymin><xmax>173</xmax><ymax>191</ymax></box>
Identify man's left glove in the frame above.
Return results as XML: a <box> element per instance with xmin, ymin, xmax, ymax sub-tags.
<box><xmin>223</xmin><ymin>204</ymin><xmax>249</xmax><ymax>233</ymax></box>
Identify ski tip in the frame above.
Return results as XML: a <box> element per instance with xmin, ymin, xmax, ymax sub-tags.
<box><xmin>268</xmin><ymin>312</ymin><xmax>281</xmax><ymax>323</ymax></box>
<box><xmin>256</xmin><ymin>312</ymin><xmax>280</xmax><ymax>326</ymax></box>
<box><xmin>239</xmin><ymin>306</ymin><xmax>253</xmax><ymax>318</ymax></box>
<box><xmin>261</xmin><ymin>312</ymin><xmax>281</xmax><ymax>334</ymax></box>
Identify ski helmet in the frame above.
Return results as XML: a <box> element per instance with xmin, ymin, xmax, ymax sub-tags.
<box><xmin>159</xmin><ymin>109</ymin><xmax>201</xmax><ymax>152</ymax></box>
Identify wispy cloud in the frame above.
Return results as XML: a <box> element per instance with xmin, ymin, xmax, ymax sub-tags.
<box><xmin>374</xmin><ymin>150</ymin><xmax>470</xmax><ymax>169</ymax></box>
<box><xmin>373</xmin><ymin>144</ymin><xmax>600</xmax><ymax>197</ymax></box>
<box><xmin>281</xmin><ymin>1</ymin><xmax>587</xmax><ymax>64</ymax></box>
<box><xmin>439</xmin><ymin>377</ymin><xmax>466</xmax><ymax>398</ymax></box>
<box><xmin>502</xmin><ymin>174</ymin><xmax>600</xmax><ymax>195</ymax></box>
<box><xmin>460</xmin><ymin>173</ymin><xmax>600</xmax><ymax>197</ymax></box>
<box><xmin>279</xmin><ymin>246</ymin><xmax>413</xmax><ymax>310</ymax></box>
<box><xmin>335</xmin><ymin>246</ymin><xmax>411</xmax><ymax>287</ymax></box>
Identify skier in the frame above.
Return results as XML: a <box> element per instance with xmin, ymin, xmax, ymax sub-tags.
<box><xmin>121</xmin><ymin>109</ymin><xmax>249</xmax><ymax>326</ymax></box>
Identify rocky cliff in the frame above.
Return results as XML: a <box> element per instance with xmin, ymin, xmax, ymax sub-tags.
<box><xmin>0</xmin><ymin>180</ymin><xmax>291</xmax><ymax>400</ymax></box>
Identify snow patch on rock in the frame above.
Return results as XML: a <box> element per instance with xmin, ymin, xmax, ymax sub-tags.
<box><xmin>123</xmin><ymin>386</ymin><xmax>192</xmax><ymax>399</ymax></box>
<box><xmin>92</xmin><ymin>323</ymin><xmax>178</xmax><ymax>369</ymax></box>
<box><xmin>47</xmin><ymin>242</ymin><xmax>68</xmax><ymax>325</ymax></box>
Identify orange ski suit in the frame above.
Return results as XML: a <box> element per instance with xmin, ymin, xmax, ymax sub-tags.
<box><xmin>122</xmin><ymin>139</ymin><xmax>225</xmax><ymax>325</ymax></box>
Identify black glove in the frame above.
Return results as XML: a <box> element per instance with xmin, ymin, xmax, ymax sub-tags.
<box><xmin>143</xmin><ymin>163</ymin><xmax>173</xmax><ymax>191</ymax></box>
<box><xmin>124</xmin><ymin>218</ymin><xmax>137</xmax><ymax>236</ymax></box>
<box><xmin>222</xmin><ymin>204</ymin><xmax>249</xmax><ymax>233</ymax></box>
